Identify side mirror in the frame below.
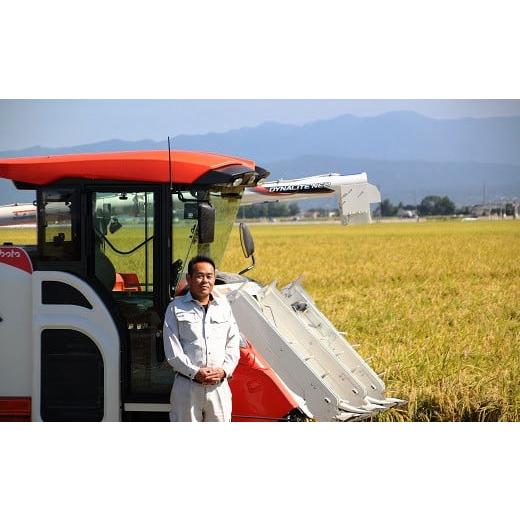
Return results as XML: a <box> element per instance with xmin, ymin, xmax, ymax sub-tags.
<box><xmin>238</xmin><ymin>223</ymin><xmax>256</xmax><ymax>275</ymax></box>
<box><xmin>239</xmin><ymin>222</ymin><xmax>255</xmax><ymax>257</ymax></box>
<box><xmin>198</xmin><ymin>202</ymin><xmax>215</xmax><ymax>244</ymax></box>
<box><xmin>109</xmin><ymin>217</ymin><xmax>122</xmax><ymax>234</ymax></box>
<box><xmin>170</xmin><ymin>259</ymin><xmax>183</xmax><ymax>293</ymax></box>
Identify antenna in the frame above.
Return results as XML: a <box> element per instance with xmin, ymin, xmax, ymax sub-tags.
<box><xmin>168</xmin><ymin>136</ymin><xmax>173</xmax><ymax>190</ymax></box>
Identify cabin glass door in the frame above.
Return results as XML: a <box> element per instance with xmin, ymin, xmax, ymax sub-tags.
<box><xmin>91</xmin><ymin>190</ymin><xmax>172</xmax><ymax>402</ymax></box>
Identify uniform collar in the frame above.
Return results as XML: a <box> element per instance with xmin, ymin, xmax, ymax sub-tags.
<box><xmin>184</xmin><ymin>291</ymin><xmax>219</xmax><ymax>305</ymax></box>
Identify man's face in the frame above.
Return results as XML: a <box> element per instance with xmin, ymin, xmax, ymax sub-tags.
<box><xmin>186</xmin><ymin>262</ymin><xmax>215</xmax><ymax>301</ymax></box>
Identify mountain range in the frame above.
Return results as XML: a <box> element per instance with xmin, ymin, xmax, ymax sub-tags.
<box><xmin>1</xmin><ymin>111</ymin><xmax>519</xmax><ymax>206</ymax></box>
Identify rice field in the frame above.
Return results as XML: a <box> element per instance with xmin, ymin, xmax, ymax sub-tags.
<box><xmin>2</xmin><ymin>219</ymin><xmax>519</xmax><ymax>421</ymax></box>
<box><xmin>221</xmin><ymin>220</ymin><xmax>520</xmax><ymax>422</ymax></box>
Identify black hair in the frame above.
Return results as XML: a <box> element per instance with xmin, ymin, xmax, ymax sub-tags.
<box><xmin>187</xmin><ymin>255</ymin><xmax>216</xmax><ymax>275</ymax></box>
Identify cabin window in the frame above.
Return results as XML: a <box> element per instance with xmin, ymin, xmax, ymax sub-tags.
<box><xmin>39</xmin><ymin>189</ymin><xmax>81</xmax><ymax>261</ymax></box>
<box><xmin>92</xmin><ymin>192</ymin><xmax>154</xmax><ymax>294</ymax></box>
<box><xmin>209</xmin><ymin>191</ymin><xmax>241</xmax><ymax>265</ymax></box>
<box><xmin>171</xmin><ymin>191</ymin><xmax>240</xmax><ymax>288</ymax></box>
<box><xmin>171</xmin><ymin>192</ymin><xmax>199</xmax><ymax>287</ymax></box>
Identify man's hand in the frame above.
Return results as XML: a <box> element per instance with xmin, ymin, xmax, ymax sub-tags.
<box><xmin>205</xmin><ymin>367</ymin><xmax>226</xmax><ymax>385</ymax></box>
<box><xmin>193</xmin><ymin>367</ymin><xmax>213</xmax><ymax>384</ymax></box>
<box><xmin>194</xmin><ymin>367</ymin><xmax>225</xmax><ymax>385</ymax></box>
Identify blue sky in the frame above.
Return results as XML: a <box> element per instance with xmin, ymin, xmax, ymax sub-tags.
<box><xmin>1</xmin><ymin>99</ymin><xmax>520</xmax><ymax>152</ymax></box>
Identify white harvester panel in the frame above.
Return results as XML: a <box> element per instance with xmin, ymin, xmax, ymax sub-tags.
<box><xmin>223</xmin><ymin>279</ymin><xmax>403</xmax><ymax>421</ymax></box>
<box><xmin>0</xmin><ymin>246</ymin><xmax>33</xmax><ymax>396</ymax></box>
<box><xmin>281</xmin><ymin>279</ymin><xmax>384</xmax><ymax>394</ymax></box>
<box><xmin>228</xmin><ymin>282</ymin><xmax>383</xmax><ymax>420</ymax></box>
<box><xmin>31</xmin><ymin>271</ymin><xmax>121</xmax><ymax>421</ymax></box>
<box><xmin>281</xmin><ymin>279</ymin><xmax>403</xmax><ymax>409</ymax></box>
<box><xmin>229</xmin><ymin>287</ymin><xmax>345</xmax><ymax>421</ymax></box>
<box><xmin>0</xmin><ymin>247</ymin><xmax>121</xmax><ymax>420</ymax></box>
<box><xmin>339</xmin><ymin>182</ymin><xmax>381</xmax><ymax>225</ymax></box>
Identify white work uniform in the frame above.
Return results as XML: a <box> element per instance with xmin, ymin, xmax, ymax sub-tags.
<box><xmin>163</xmin><ymin>291</ymin><xmax>240</xmax><ymax>422</ymax></box>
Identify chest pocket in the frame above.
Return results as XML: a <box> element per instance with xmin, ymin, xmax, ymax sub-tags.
<box><xmin>208</xmin><ymin>313</ymin><xmax>229</xmax><ymax>342</ymax></box>
<box><xmin>176</xmin><ymin>311</ymin><xmax>201</xmax><ymax>342</ymax></box>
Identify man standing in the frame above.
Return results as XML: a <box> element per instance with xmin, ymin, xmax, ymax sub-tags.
<box><xmin>163</xmin><ymin>255</ymin><xmax>240</xmax><ymax>422</ymax></box>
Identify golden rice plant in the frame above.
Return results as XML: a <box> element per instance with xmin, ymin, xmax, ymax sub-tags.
<box><xmin>221</xmin><ymin>220</ymin><xmax>520</xmax><ymax>422</ymax></box>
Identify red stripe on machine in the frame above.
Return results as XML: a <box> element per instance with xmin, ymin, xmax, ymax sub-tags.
<box><xmin>0</xmin><ymin>397</ymin><xmax>31</xmax><ymax>421</ymax></box>
<box><xmin>0</xmin><ymin>246</ymin><xmax>33</xmax><ymax>274</ymax></box>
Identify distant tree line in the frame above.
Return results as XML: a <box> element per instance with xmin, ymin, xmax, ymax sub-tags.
<box><xmin>418</xmin><ymin>195</ymin><xmax>456</xmax><ymax>216</ymax></box>
<box><xmin>380</xmin><ymin>195</ymin><xmax>460</xmax><ymax>217</ymax></box>
<box><xmin>238</xmin><ymin>196</ymin><xmax>470</xmax><ymax>219</ymax></box>
<box><xmin>238</xmin><ymin>202</ymin><xmax>300</xmax><ymax>219</ymax></box>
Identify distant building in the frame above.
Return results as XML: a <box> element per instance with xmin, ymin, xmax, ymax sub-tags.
<box><xmin>470</xmin><ymin>201</ymin><xmax>519</xmax><ymax>218</ymax></box>
<box><xmin>470</xmin><ymin>204</ymin><xmax>492</xmax><ymax>217</ymax></box>
<box><xmin>397</xmin><ymin>208</ymin><xmax>417</xmax><ymax>219</ymax></box>
<box><xmin>304</xmin><ymin>210</ymin><xmax>322</xmax><ymax>219</ymax></box>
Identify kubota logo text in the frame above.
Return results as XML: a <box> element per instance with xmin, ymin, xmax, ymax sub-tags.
<box><xmin>0</xmin><ymin>249</ymin><xmax>22</xmax><ymax>259</ymax></box>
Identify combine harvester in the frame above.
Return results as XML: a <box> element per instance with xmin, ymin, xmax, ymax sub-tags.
<box><xmin>0</xmin><ymin>150</ymin><xmax>403</xmax><ymax>422</ymax></box>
